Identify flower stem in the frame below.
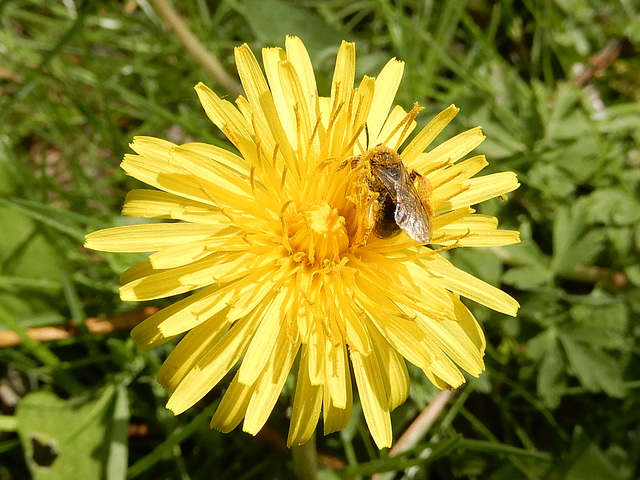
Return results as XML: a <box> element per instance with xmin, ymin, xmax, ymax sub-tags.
<box><xmin>147</xmin><ymin>0</ymin><xmax>242</xmax><ymax>94</ymax></box>
<box><xmin>291</xmin><ymin>434</ymin><xmax>318</xmax><ymax>480</ymax></box>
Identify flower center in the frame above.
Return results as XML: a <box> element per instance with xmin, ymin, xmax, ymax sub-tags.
<box><xmin>286</xmin><ymin>201</ymin><xmax>349</xmax><ymax>265</ymax></box>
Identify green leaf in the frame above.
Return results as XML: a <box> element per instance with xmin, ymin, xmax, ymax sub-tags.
<box><xmin>449</xmin><ymin>248</ymin><xmax>504</xmax><ymax>287</ymax></box>
<box><xmin>15</xmin><ymin>386</ymin><xmax>128</xmax><ymax>480</ymax></box>
<box><xmin>526</xmin><ymin>162</ymin><xmax>577</xmax><ymax>200</ymax></box>
<box><xmin>559</xmin><ymin>335</ymin><xmax>626</xmax><ymax>398</ymax></box>
<box><xmin>539</xmin><ymin>341</ymin><xmax>566</xmax><ymax>408</ymax></box>
<box><xmin>552</xmin><ymin>205</ymin><xmax>606</xmax><ymax>274</ymax></box>
<box><xmin>556</xmin><ymin>428</ymin><xmax>630</xmax><ymax>480</ymax></box>
<box><xmin>501</xmin><ymin>265</ymin><xmax>550</xmax><ymax>289</ymax></box>
<box><xmin>105</xmin><ymin>388</ymin><xmax>130</xmax><ymax>480</ymax></box>
<box><xmin>585</xmin><ymin>188</ymin><xmax>640</xmax><ymax>226</ymax></box>
<box><xmin>525</xmin><ymin>329</ymin><xmax>566</xmax><ymax>407</ymax></box>
<box><xmin>543</xmin><ymin>85</ymin><xmax>586</xmax><ymax>142</ymax></box>
<box><xmin>0</xmin><ymin>198</ymin><xmax>88</xmax><ymax>242</ymax></box>
<box><xmin>624</xmin><ymin>263</ymin><xmax>640</xmax><ymax>288</ymax></box>
<box><xmin>243</xmin><ymin>0</ymin><xmax>345</xmax><ymax>60</ymax></box>
<box><xmin>498</xmin><ymin>236</ymin><xmax>548</xmax><ymax>269</ymax></box>
<box><xmin>500</xmin><ymin>226</ymin><xmax>551</xmax><ymax>290</ymax></box>
<box><xmin>567</xmin><ymin>298</ymin><xmax>628</xmax><ymax>349</ymax></box>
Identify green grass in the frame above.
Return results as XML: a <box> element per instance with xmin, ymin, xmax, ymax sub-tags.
<box><xmin>1</xmin><ymin>0</ymin><xmax>640</xmax><ymax>478</ymax></box>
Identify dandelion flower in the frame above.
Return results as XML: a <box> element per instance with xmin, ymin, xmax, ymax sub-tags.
<box><xmin>85</xmin><ymin>37</ymin><xmax>520</xmax><ymax>449</ymax></box>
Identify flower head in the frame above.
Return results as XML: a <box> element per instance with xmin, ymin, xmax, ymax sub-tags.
<box><xmin>85</xmin><ymin>37</ymin><xmax>520</xmax><ymax>449</ymax></box>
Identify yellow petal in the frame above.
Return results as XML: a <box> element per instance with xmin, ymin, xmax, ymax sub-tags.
<box><xmin>402</xmin><ymin>104</ymin><xmax>460</xmax><ymax>164</ymax></box>
<box><xmin>156</xmin><ymin>308</ymin><xmax>230</xmax><ymax>392</ymax></box>
<box><xmin>210</xmin><ymin>372</ymin><xmax>252</xmax><ymax>432</ymax></box>
<box><xmin>330</xmin><ymin>41</ymin><xmax>356</xmax><ymax>107</ymax></box>
<box><xmin>194</xmin><ymin>82</ymin><xmax>256</xmax><ymax>160</ymax></box>
<box><xmin>121</xmin><ymin>190</ymin><xmax>222</xmax><ymax>222</ymax></box>
<box><xmin>350</xmin><ymin>350</ymin><xmax>392</xmax><ymax>449</ymax></box>
<box><xmin>450</xmin><ymin>295</ymin><xmax>486</xmax><ymax>352</ymax></box>
<box><xmin>306</xmin><ymin>320</ymin><xmax>326</xmax><ymax>385</ymax></box>
<box><xmin>322</xmin><ymin>379</ymin><xmax>352</xmax><ymax>435</ymax></box>
<box><xmin>285</xmin><ymin>36</ymin><xmax>318</xmax><ymax>121</ymax></box>
<box><xmin>422</xmin><ymin>255</ymin><xmax>520</xmax><ymax>316</ymax></box>
<box><xmin>320</xmin><ymin>308</ymin><xmax>351</xmax><ymax>433</ymax></box>
<box><xmin>278</xmin><ymin>59</ymin><xmax>313</xmax><ymax>158</ymax></box>
<box><xmin>137</xmin><ymin>266</ymin><xmax>279</xmax><ymax>344</ymax></box>
<box><xmin>130</xmin><ymin>283</ymin><xmax>224</xmax><ymax>347</ymax></box>
<box><xmin>234</xmin><ymin>45</ymin><xmax>296</xmax><ymax>166</ymax></box>
<box><xmin>377</xmin><ymin>105</ymin><xmax>416</xmax><ymax>150</ymax></box>
<box><xmin>84</xmin><ymin>223</ymin><xmax>229</xmax><ymax>253</ymax></box>
<box><xmin>431</xmin><ymin>206</ymin><xmax>475</xmax><ymax>230</ymax></box>
<box><xmin>323</xmin><ymin>328</ymin><xmax>349</xmax><ymax>409</ymax></box>
<box><xmin>166</xmin><ymin>312</ymin><xmax>257</xmax><ymax>415</ymax></box>
<box><xmin>121</xmin><ymin>153</ymin><xmax>216</xmax><ymax>207</ymax></box>
<box><xmin>435</xmin><ymin>213</ymin><xmax>520</xmax><ymax>247</ymax></box>
<box><xmin>235</xmin><ymin>43</ymin><xmax>277</xmax><ymax>128</ymax></box>
<box><xmin>428</xmin><ymin>155</ymin><xmax>488</xmax><ymax>188</ymax></box>
<box><xmin>439</xmin><ymin>229</ymin><xmax>521</xmax><ymax>248</ymax></box>
<box><xmin>243</xmin><ymin>329</ymin><xmax>299</xmax><ymax>435</ymax></box>
<box><xmin>414</xmin><ymin>311</ymin><xmax>484</xmax><ymax>376</ymax></box>
<box><xmin>369</xmin><ymin>326</ymin><xmax>410</xmax><ymax>410</ymax></box>
<box><xmin>367</xmin><ymin>313</ymin><xmax>431</xmax><ymax>368</ymax></box>
<box><xmin>148</xmin><ymin>235</ymin><xmax>248</xmax><ymax>270</ymax></box>
<box><xmin>226</xmin><ymin>263</ymin><xmax>293</xmax><ymax>320</ymax></box>
<box><xmin>237</xmin><ymin>293</ymin><xmax>287</xmax><ymax>386</ymax></box>
<box><xmin>423</xmin><ymin>369</ymin><xmax>459</xmax><ymax>390</ymax></box>
<box><xmin>342</xmin><ymin>303</ymin><xmax>373</xmax><ymax>355</ymax></box>
<box><xmin>169</xmin><ymin>145</ymin><xmax>252</xmax><ymax>198</ymax></box>
<box><xmin>129</xmin><ymin>135</ymin><xmax>175</xmax><ymax>161</ymax></box>
<box><xmin>442</xmin><ymin>172</ymin><xmax>520</xmax><ymax>212</ymax></box>
<box><xmin>263</xmin><ymin>46</ymin><xmax>296</xmax><ymax>147</ymax></box>
<box><xmin>287</xmin><ymin>345</ymin><xmax>323</xmax><ymax>447</ymax></box>
<box><xmin>119</xmin><ymin>252</ymin><xmax>243</xmax><ymax>301</ymax></box>
<box><xmin>179</xmin><ymin>142</ymin><xmax>249</xmax><ymax>174</ymax></box>
<box><xmin>410</xmin><ymin>127</ymin><xmax>485</xmax><ymax>172</ymax></box>
<box><xmin>365</xmin><ymin>58</ymin><xmax>404</xmax><ymax>145</ymax></box>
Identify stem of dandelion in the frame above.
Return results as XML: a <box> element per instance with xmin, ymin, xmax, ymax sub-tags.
<box><xmin>291</xmin><ymin>432</ymin><xmax>318</xmax><ymax>480</ymax></box>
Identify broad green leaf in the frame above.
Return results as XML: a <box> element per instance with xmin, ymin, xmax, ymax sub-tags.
<box><xmin>559</xmin><ymin>335</ymin><xmax>626</xmax><ymax>398</ymax></box>
<box><xmin>501</xmin><ymin>265</ymin><xmax>550</xmax><ymax>289</ymax></box>
<box><xmin>558</xmin><ymin>428</ymin><xmax>628</xmax><ymax>480</ymax></box>
<box><xmin>568</xmin><ymin>299</ymin><xmax>627</xmax><ymax>349</ymax></box>
<box><xmin>497</xmin><ymin>236</ymin><xmax>548</xmax><ymax>268</ymax></box>
<box><xmin>552</xmin><ymin>205</ymin><xmax>606</xmax><ymax>274</ymax></box>
<box><xmin>556</xmin><ymin>229</ymin><xmax>606</xmax><ymax>274</ymax></box>
<box><xmin>625</xmin><ymin>264</ymin><xmax>640</xmax><ymax>288</ymax></box>
<box><xmin>527</xmin><ymin>162</ymin><xmax>577</xmax><ymax>200</ymax></box>
<box><xmin>243</xmin><ymin>0</ymin><xmax>345</xmax><ymax>60</ymax></box>
<box><xmin>545</xmin><ymin>91</ymin><xmax>589</xmax><ymax>143</ymax></box>
<box><xmin>607</xmin><ymin>226</ymin><xmax>633</xmax><ymax>257</ymax></box>
<box><xmin>450</xmin><ymin>248</ymin><xmax>504</xmax><ymax>287</ymax></box>
<box><xmin>526</xmin><ymin>329</ymin><xmax>565</xmax><ymax>408</ymax></box>
<box><xmin>585</xmin><ymin>189</ymin><xmax>640</xmax><ymax>226</ymax></box>
<box><xmin>15</xmin><ymin>386</ymin><xmax>128</xmax><ymax>480</ymax></box>
<box><xmin>537</xmin><ymin>342</ymin><xmax>566</xmax><ymax>408</ymax></box>
<box><xmin>105</xmin><ymin>388</ymin><xmax>130</xmax><ymax>480</ymax></box>
<box><xmin>525</xmin><ymin>328</ymin><xmax>558</xmax><ymax>362</ymax></box>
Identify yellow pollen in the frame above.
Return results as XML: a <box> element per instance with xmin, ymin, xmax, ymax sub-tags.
<box><xmin>287</xmin><ymin>201</ymin><xmax>349</xmax><ymax>265</ymax></box>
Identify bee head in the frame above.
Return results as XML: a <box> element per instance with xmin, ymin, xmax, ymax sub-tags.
<box><xmin>363</xmin><ymin>145</ymin><xmax>402</xmax><ymax>167</ymax></box>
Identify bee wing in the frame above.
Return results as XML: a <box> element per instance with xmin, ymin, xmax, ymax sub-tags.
<box><xmin>394</xmin><ymin>185</ymin><xmax>432</xmax><ymax>243</ymax></box>
<box><xmin>371</xmin><ymin>162</ymin><xmax>432</xmax><ymax>243</ymax></box>
<box><xmin>373</xmin><ymin>163</ymin><xmax>432</xmax><ymax>243</ymax></box>
<box><xmin>370</xmin><ymin>163</ymin><xmax>403</xmax><ymax>197</ymax></box>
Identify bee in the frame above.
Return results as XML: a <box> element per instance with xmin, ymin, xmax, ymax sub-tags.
<box><xmin>350</xmin><ymin>145</ymin><xmax>433</xmax><ymax>244</ymax></box>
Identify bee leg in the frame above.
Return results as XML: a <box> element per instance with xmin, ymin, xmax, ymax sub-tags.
<box><xmin>338</xmin><ymin>155</ymin><xmax>363</xmax><ymax>170</ymax></box>
<box><xmin>410</xmin><ymin>171</ymin><xmax>434</xmax><ymax>217</ymax></box>
<box><xmin>352</xmin><ymin>194</ymin><xmax>380</xmax><ymax>246</ymax></box>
